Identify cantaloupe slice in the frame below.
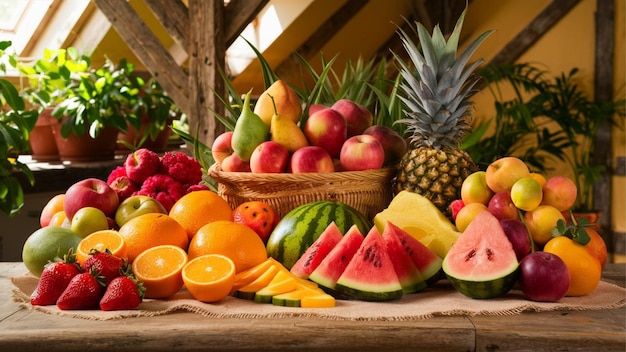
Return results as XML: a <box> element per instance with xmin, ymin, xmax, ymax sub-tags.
<box><xmin>271</xmin><ymin>288</ymin><xmax>335</xmax><ymax>308</ymax></box>
<box><xmin>235</xmin><ymin>265</ymin><xmax>280</xmax><ymax>299</ymax></box>
<box><xmin>301</xmin><ymin>294</ymin><xmax>335</xmax><ymax>308</ymax></box>
<box><xmin>231</xmin><ymin>257</ymin><xmax>276</xmax><ymax>292</ymax></box>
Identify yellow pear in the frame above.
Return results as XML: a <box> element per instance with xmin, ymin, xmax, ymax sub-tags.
<box><xmin>270</xmin><ymin>112</ymin><xmax>309</xmax><ymax>153</ymax></box>
<box><xmin>254</xmin><ymin>80</ymin><xmax>302</xmax><ymax>128</ymax></box>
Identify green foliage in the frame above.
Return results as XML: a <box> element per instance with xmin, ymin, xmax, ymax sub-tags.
<box><xmin>464</xmin><ymin>62</ymin><xmax>625</xmax><ymax>211</ymax></box>
<box><xmin>0</xmin><ymin>41</ymin><xmax>37</xmax><ymax>216</ymax></box>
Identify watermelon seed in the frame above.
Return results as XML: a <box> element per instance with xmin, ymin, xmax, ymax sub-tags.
<box><xmin>465</xmin><ymin>249</ymin><xmax>476</xmax><ymax>261</ymax></box>
<box><xmin>486</xmin><ymin>248</ymin><xmax>494</xmax><ymax>261</ymax></box>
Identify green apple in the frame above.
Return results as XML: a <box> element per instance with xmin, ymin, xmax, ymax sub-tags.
<box><xmin>511</xmin><ymin>177</ymin><xmax>543</xmax><ymax>211</ymax></box>
<box><xmin>70</xmin><ymin>206</ymin><xmax>110</xmax><ymax>238</ymax></box>
<box><xmin>115</xmin><ymin>195</ymin><xmax>167</xmax><ymax>227</ymax></box>
<box><xmin>461</xmin><ymin>171</ymin><xmax>494</xmax><ymax>205</ymax></box>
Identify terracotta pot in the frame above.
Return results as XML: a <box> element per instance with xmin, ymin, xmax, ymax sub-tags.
<box><xmin>117</xmin><ymin>115</ymin><xmax>172</xmax><ymax>153</ymax></box>
<box><xmin>29</xmin><ymin>108</ymin><xmax>59</xmax><ymax>161</ymax></box>
<box><xmin>50</xmin><ymin>118</ymin><xmax>119</xmax><ymax>162</ymax></box>
<box><xmin>562</xmin><ymin>210</ymin><xmax>602</xmax><ymax>230</ymax></box>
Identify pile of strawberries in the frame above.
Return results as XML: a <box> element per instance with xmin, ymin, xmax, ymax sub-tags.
<box><xmin>107</xmin><ymin>148</ymin><xmax>207</xmax><ymax>211</ymax></box>
<box><xmin>30</xmin><ymin>250</ymin><xmax>145</xmax><ymax>311</ymax></box>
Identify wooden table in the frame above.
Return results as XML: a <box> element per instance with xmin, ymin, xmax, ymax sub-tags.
<box><xmin>1</xmin><ymin>262</ymin><xmax>624</xmax><ymax>351</ymax></box>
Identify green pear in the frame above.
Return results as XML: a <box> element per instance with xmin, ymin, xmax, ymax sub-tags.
<box><xmin>231</xmin><ymin>90</ymin><xmax>270</xmax><ymax>162</ymax></box>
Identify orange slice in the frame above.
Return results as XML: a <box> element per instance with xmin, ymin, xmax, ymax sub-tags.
<box><xmin>131</xmin><ymin>245</ymin><xmax>188</xmax><ymax>299</ymax></box>
<box><xmin>182</xmin><ymin>254</ymin><xmax>236</xmax><ymax>303</ymax></box>
<box><xmin>76</xmin><ymin>229</ymin><xmax>127</xmax><ymax>265</ymax></box>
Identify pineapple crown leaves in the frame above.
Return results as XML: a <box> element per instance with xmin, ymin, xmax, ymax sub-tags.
<box><xmin>391</xmin><ymin>8</ymin><xmax>494</xmax><ymax>149</ymax></box>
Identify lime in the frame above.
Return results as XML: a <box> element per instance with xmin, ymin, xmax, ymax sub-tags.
<box><xmin>22</xmin><ymin>226</ymin><xmax>83</xmax><ymax>277</ymax></box>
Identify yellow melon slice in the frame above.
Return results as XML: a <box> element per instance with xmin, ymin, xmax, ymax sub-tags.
<box><xmin>373</xmin><ymin>191</ymin><xmax>461</xmax><ymax>258</ymax></box>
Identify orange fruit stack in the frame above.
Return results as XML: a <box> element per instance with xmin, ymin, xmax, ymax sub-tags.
<box><xmin>168</xmin><ymin>190</ymin><xmax>234</xmax><ymax>241</ymax></box>
<box><xmin>118</xmin><ymin>213</ymin><xmax>189</xmax><ymax>262</ymax></box>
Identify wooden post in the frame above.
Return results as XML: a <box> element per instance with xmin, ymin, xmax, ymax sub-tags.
<box><xmin>188</xmin><ymin>0</ymin><xmax>226</xmax><ymax>147</ymax></box>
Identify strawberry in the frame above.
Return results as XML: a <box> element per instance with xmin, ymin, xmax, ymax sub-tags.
<box><xmin>30</xmin><ymin>250</ymin><xmax>82</xmax><ymax>306</ymax></box>
<box><xmin>56</xmin><ymin>269</ymin><xmax>104</xmax><ymax>310</ymax></box>
<box><xmin>82</xmin><ymin>249</ymin><xmax>124</xmax><ymax>285</ymax></box>
<box><xmin>99</xmin><ymin>270</ymin><xmax>145</xmax><ymax>311</ymax></box>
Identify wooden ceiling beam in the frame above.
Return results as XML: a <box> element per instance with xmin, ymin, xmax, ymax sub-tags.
<box><xmin>91</xmin><ymin>0</ymin><xmax>190</xmax><ymax>116</ymax></box>
<box><xmin>489</xmin><ymin>0</ymin><xmax>580</xmax><ymax>66</ymax></box>
<box><xmin>144</xmin><ymin>0</ymin><xmax>190</xmax><ymax>51</ymax></box>
<box><xmin>224</xmin><ymin>0</ymin><xmax>270</xmax><ymax>47</ymax></box>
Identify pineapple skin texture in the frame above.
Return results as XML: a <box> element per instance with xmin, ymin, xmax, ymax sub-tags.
<box><xmin>393</xmin><ymin>147</ymin><xmax>477</xmax><ymax>220</ymax></box>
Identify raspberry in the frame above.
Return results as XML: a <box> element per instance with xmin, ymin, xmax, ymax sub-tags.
<box><xmin>135</xmin><ymin>174</ymin><xmax>186</xmax><ymax>211</ymax></box>
<box><xmin>159</xmin><ymin>151</ymin><xmax>202</xmax><ymax>186</ymax></box>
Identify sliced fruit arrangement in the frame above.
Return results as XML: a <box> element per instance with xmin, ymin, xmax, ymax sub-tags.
<box><xmin>291</xmin><ymin>221</ymin><xmax>443</xmax><ymax>302</ymax></box>
<box><xmin>232</xmin><ymin>257</ymin><xmax>336</xmax><ymax>308</ymax></box>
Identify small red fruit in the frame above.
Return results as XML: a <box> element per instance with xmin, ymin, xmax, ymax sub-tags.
<box><xmin>233</xmin><ymin>201</ymin><xmax>279</xmax><ymax>243</ymax></box>
<box><xmin>100</xmin><ymin>272</ymin><xmax>145</xmax><ymax>311</ymax></box>
<box><xmin>56</xmin><ymin>270</ymin><xmax>104</xmax><ymax>310</ymax></box>
<box><xmin>82</xmin><ymin>249</ymin><xmax>124</xmax><ymax>285</ymax></box>
<box><xmin>30</xmin><ymin>250</ymin><xmax>82</xmax><ymax>306</ymax></box>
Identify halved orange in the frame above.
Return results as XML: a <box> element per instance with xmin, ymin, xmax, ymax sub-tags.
<box><xmin>132</xmin><ymin>245</ymin><xmax>188</xmax><ymax>299</ymax></box>
<box><xmin>76</xmin><ymin>229</ymin><xmax>127</xmax><ymax>265</ymax></box>
<box><xmin>182</xmin><ymin>254</ymin><xmax>236</xmax><ymax>303</ymax></box>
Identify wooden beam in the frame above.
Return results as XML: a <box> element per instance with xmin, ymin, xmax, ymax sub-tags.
<box><xmin>91</xmin><ymin>0</ymin><xmax>190</xmax><ymax>116</ymax></box>
<box><xmin>225</xmin><ymin>0</ymin><xmax>270</xmax><ymax>47</ymax></box>
<box><xmin>489</xmin><ymin>0</ymin><xmax>580</xmax><ymax>65</ymax></box>
<box><xmin>143</xmin><ymin>0</ymin><xmax>190</xmax><ymax>51</ymax></box>
<box><xmin>592</xmin><ymin>0</ymin><xmax>615</xmax><ymax>249</ymax></box>
<box><xmin>274</xmin><ymin>0</ymin><xmax>370</xmax><ymax>79</ymax></box>
<box><xmin>188</xmin><ymin>0</ymin><xmax>226</xmax><ymax>147</ymax></box>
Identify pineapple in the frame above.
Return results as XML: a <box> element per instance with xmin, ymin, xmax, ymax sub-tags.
<box><xmin>392</xmin><ymin>9</ymin><xmax>493</xmax><ymax>219</ymax></box>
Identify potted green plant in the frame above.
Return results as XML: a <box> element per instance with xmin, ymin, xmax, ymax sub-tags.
<box><xmin>117</xmin><ymin>77</ymin><xmax>179</xmax><ymax>152</ymax></box>
<box><xmin>464</xmin><ymin>63</ymin><xmax>625</xmax><ymax>213</ymax></box>
<box><xmin>0</xmin><ymin>41</ymin><xmax>38</xmax><ymax>216</ymax></box>
<box><xmin>50</xmin><ymin>57</ymin><xmax>142</xmax><ymax>161</ymax></box>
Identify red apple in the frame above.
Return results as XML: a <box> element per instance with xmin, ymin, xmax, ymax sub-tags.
<box><xmin>211</xmin><ymin>131</ymin><xmax>234</xmax><ymax>166</ymax></box>
<box><xmin>487</xmin><ymin>191</ymin><xmax>520</xmax><ymax>220</ymax></box>
<box><xmin>114</xmin><ymin>195</ymin><xmax>167</xmax><ymax>227</ymax></box>
<box><xmin>339</xmin><ymin>134</ymin><xmax>385</xmax><ymax>171</ymax></box>
<box><xmin>290</xmin><ymin>146</ymin><xmax>334</xmax><ymax>173</ymax></box>
<box><xmin>519</xmin><ymin>251</ymin><xmax>570</xmax><ymax>302</ymax></box>
<box><xmin>500</xmin><ymin>218</ymin><xmax>532</xmax><ymax>261</ymax></box>
<box><xmin>63</xmin><ymin>178</ymin><xmax>120</xmax><ymax>220</ymax></box>
<box><xmin>303</xmin><ymin>108</ymin><xmax>347</xmax><ymax>158</ymax></box>
<box><xmin>250</xmin><ymin>141</ymin><xmax>290</xmax><ymax>173</ymax></box>
<box><xmin>221</xmin><ymin>153</ymin><xmax>251</xmax><ymax>172</ymax></box>
<box><xmin>331</xmin><ymin>99</ymin><xmax>373</xmax><ymax>137</ymax></box>
<box><xmin>308</xmin><ymin>104</ymin><xmax>328</xmax><ymax>116</ymax></box>
<box><xmin>449</xmin><ymin>199</ymin><xmax>466</xmax><ymax>221</ymax></box>
<box><xmin>363</xmin><ymin>125</ymin><xmax>407</xmax><ymax>166</ymax></box>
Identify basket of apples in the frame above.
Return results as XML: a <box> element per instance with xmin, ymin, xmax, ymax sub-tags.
<box><xmin>208</xmin><ymin>80</ymin><xmax>407</xmax><ymax>219</ymax></box>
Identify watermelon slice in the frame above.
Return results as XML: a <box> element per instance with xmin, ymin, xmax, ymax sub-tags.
<box><xmin>290</xmin><ymin>222</ymin><xmax>343</xmax><ymax>279</ymax></box>
<box><xmin>382</xmin><ymin>223</ymin><xmax>427</xmax><ymax>293</ymax></box>
<box><xmin>335</xmin><ymin>227</ymin><xmax>403</xmax><ymax>301</ymax></box>
<box><xmin>308</xmin><ymin>225</ymin><xmax>364</xmax><ymax>291</ymax></box>
<box><xmin>442</xmin><ymin>211</ymin><xmax>519</xmax><ymax>299</ymax></box>
<box><xmin>383</xmin><ymin>221</ymin><xmax>443</xmax><ymax>288</ymax></box>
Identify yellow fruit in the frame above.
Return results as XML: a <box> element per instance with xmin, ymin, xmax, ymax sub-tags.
<box><xmin>182</xmin><ymin>254</ymin><xmax>236</xmax><ymax>303</ymax></box>
<box><xmin>455</xmin><ymin>203</ymin><xmax>488</xmax><ymax>233</ymax></box>
<box><xmin>373</xmin><ymin>191</ymin><xmax>461</xmax><ymax>258</ymax></box>
<box><xmin>132</xmin><ymin>245</ymin><xmax>188</xmax><ymax>299</ymax></box>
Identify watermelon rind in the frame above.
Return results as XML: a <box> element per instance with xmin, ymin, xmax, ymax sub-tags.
<box><xmin>334</xmin><ymin>227</ymin><xmax>403</xmax><ymax>302</ymax></box>
<box><xmin>444</xmin><ymin>268</ymin><xmax>519</xmax><ymax>299</ymax></box>
<box><xmin>266</xmin><ymin>201</ymin><xmax>371</xmax><ymax>269</ymax></box>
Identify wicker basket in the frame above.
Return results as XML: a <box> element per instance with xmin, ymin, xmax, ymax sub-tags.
<box><xmin>208</xmin><ymin>163</ymin><xmax>396</xmax><ymax>219</ymax></box>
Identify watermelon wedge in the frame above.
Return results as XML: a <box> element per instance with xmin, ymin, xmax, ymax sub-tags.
<box><xmin>335</xmin><ymin>227</ymin><xmax>403</xmax><ymax>301</ymax></box>
<box><xmin>308</xmin><ymin>225</ymin><xmax>364</xmax><ymax>291</ymax></box>
<box><xmin>290</xmin><ymin>222</ymin><xmax>343</xmax><ymax>279</ymax></box>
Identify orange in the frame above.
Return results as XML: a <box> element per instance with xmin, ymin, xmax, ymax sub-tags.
<box><xmin>188</xmin><ymin>220</ymin><xmax>268</xmax><ymax>273</ymax></box>
<box><xmin>543</xmin><ymin>236</ymin><xmax>602</xmax><ymax>297</ymax></box>
<box><xmin>76</xmin><ymin>229</ymin><xmax>127</xmax><ymax>265</ymax></box>
<box><xmin>182</xmin><ymin>254</ymin><xmax>236</xmax><ymax>302</ymax></box>
<box><xmin>118</xmin><ymin>213</ymin><xmax>189</xmax><ymax>263</ymax></box>
<box><xmin>169</xmin><ymin>190</ymin><xmax>234</xmax><ymax>241</ymax></box>
<box><xmin>132</xmin><ymin>244</ymin><xmax>188</xmax><ymax>298</ymax></box>
<box><xmin>585</xmin><ymin>228</ymin><xmax>608</xmax><ymax>269</ymax></box>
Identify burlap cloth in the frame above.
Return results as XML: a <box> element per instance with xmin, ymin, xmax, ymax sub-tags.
<box><xmin>11</xmin><ymin>274</ymin><xmax>626</xmax><ymax>321</ymax></box>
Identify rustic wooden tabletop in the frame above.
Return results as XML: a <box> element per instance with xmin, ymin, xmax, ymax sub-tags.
<box><xmin>1</xmin><ymin>262</ymin><xmax>624</xmax><ymax>351</ymax></box>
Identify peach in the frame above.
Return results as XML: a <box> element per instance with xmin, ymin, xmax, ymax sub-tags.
<box><xmin>461</xmin><ymin>171</ymin><xmax>494</xmax><ymax>205</ymax></box>
<box><xmin>541</xmin><ymin>176</ymin><xmax>578</xmax><ymax>212</ymax></box>
<box><xmin>524</xmin><ymin>205</ymin><xmax>566</xmax><ymax>247</ymax></box>
<box><xmin>455</xmin><ymin>203</ymin><xmax>488</xmax><ymax>232</ymax></box>
<box><xmin>485</xmin><ymin>156</ymin><xmax>530</xmax><ymax>193</ymax></box>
